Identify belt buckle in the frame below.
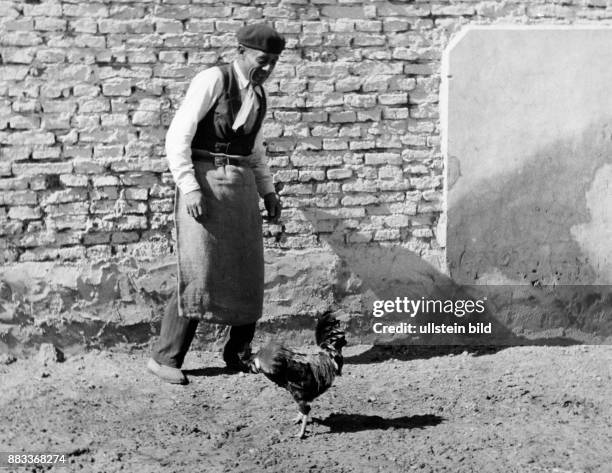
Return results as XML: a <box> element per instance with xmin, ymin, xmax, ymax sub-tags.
<box><xmin>214</xmin><ymin>155</ymin><xmax>229</xmax><ymax>167</ymax></box>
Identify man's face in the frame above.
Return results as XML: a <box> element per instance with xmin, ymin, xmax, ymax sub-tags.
<box><xmin>239</xmin><ymin>47</ymin><xmax>280</xmax><ymax>86</ymax></box>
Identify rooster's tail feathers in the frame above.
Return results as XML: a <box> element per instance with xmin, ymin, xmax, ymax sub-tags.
<box><xmin>315</xmin><ymin>312</ymin><xmax>346</xmax><ymax>351</ymax></box>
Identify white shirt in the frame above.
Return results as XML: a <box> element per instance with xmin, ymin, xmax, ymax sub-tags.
<box><xmin>165</xmin><ymin>62</ymin><xmax>275</xmax><ymax>197</ymax></box>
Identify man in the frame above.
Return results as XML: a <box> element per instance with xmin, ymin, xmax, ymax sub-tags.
<box><xmin>147</xmin><ymin>24</ymin><xmax>285</xmax><ymax>385</ymax></box>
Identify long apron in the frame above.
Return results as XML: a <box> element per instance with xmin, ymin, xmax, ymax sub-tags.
<box><xmin>175</xmin><ymin>151</ymin><xmax>264</xmax><ymax>325</ymax></box>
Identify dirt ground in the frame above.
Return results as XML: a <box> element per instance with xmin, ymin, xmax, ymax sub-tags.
<box><xmin>0</xmin><ymin>343</ymin><xmax>611</xmax><ymax>473</ymax></box>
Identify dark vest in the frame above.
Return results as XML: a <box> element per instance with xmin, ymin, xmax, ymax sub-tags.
<box><xmin>191</xmin><ymin>64</ymin><xmax>267</xmax><ymax>156</ymax></box>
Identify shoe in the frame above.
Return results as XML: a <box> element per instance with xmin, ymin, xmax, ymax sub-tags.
<box><xmin>222</xmin><ymin>345</ymin><xmax>252</xmax><ymax>373</ymax></box>
<box><xmin>147</xmin><ymin>358</ymin><xmax>188</xmax><ymax>385</ymax></box>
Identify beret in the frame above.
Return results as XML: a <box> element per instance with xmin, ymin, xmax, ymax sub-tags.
<box><xmin>237</xmin><ymin>24</ymin><xmax>286</xmax><ymax>55</ymax></box>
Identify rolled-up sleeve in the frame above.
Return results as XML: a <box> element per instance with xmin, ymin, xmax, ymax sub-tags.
<box><xmin>250</xmin><ymin>130</ymin><xmax>275</xmax><ymax>197</ymax></box>
<box><xmin>165</xmin><ymin>67</ymin><xmax>224</xmax><ymax>194</ymax></box>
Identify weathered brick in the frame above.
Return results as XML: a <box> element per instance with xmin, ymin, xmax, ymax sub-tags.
<box><xmin>318</xmin><ymin>207</ymin><xmax>367</xmax><ymax>219</ymax></box>
<box><xmin>11</xmin><ymin>100</ymin><xmax>37</xmax><ymax>114</ymax></box>
<box><xmin>232</xmin><ymin>6</ymin><xmax>263</xmax><ymax>20</ymax></box>
<box><xmin>23</xmin><ymin>2</ymin><xmax>62</xmax><ymax>16</ymax></box>
<box><xmin>127</xmin><ymin>49</ymin><xmax>157</xmax><ymax>64</ymax></box>
<box><xmin>85</xmin><ymin>245</ymin><xmax>112</xmax><ymax>259</ymax></box>
<box><xmin>410</xmin><ymin>103</ymin><xmax>438</xmax><ymax>119</ymax></box>
<box><xmin>379</xmin><ymin>93</ymin><xmax>408</xmax><ymax>105</ymax></box>
<box><xmin>78</xmin><ymin>98</ymin><xmax>110</xmax><ymax>113</ymax></box>
<box><xmin>41</xmin><ymin>189</ymin><xmax>89</xmax><ymax>206</ymax></box>
<box><xmin>330</xmin><ymin>111</ymin><xmax>357</xmax><ymax>123</ymax></box>
<box><xmin>20</xmin><ymin>246</ymin><xmax>85</xmax><ymax>262</ymax></box>
<box><xmin>150</xmin><ymin>199</ymin><xmax>173</xmax><ymax>213</ymax></box>
<box><xmin>91</xmin><ymin>176</ymin><xmax>119</xmax><ymax>187</ymax></box>
<box><xmin>373</xmin><ymin>228</ymin><xmax>400</xmax><ymax>241</ymax></box>
<box><xmin>342</xmin><ymin>179</ymin><xmax>378</xmax><ymax>193</ymax></box>
<box><xmin>12</xmin><ymin>162</ymin><xmax>73</xmax><ymax>177</ymax></box>
<box><xmin>8</xmin><ymin>206</ymin><xmax>42</xmax><ymax>220</ymax></box>
<box><xmin>187</xmin><ymin>51</ymin><xmax>219</xmax><ymax>65</ymax></box>
<box><xmin>0</xmin><ymin>2</ymin><xmax>20</xmax><ymax>19</ymax></box>
<box><xmin>102</xmin><ymin>79</ymin><xmax>132</xmax><ymax>96</ymax></box>
<box><xmin>347</xmin><ymin>230</ymin><xmax>374</xmax><ymax>243</ymax></box>
<box><xmin>59</xmin><ymin>174</ymin><xmax>88</xmax><ymax>187</ymax></box>
<box><xmin>79</xmin><ymin>129</ymin><xmax>131</xmax><ymax>144</ymax></box>
<box><xmin>1</xmin><ymin>32</ymin><xmax>43</xmax><ymax>47</ymax></box>
<box><xmin>8</xmin><ymin>115</ymin><xmax>40</xmax><ymax>130</ymax></box>
<box><xmin>159</xmin><ymin>51</ymin><xmax>186</xmax><ymax>63</ymax></box>
<box><xmin>355</xmin><ymin>20</ymin><xmax>382</xmax><ymax>32</ymax></box>
<box><xmin>32</xmin><ymin>147</ymin><xmax>62</xmax><ymax>160</ymax></box>
<box><xmin>42</xmin><ymin>114</ymin><xmax>71</xmax><ymax>130</ymax></box>
<box><xmin>70</xmin><ymin>18</ymin><xmax>97</xmax><ymax>34</ymax></box>
<box><xmin>83</xmin><ymin>232</ymin><xmax>111</xmax><ymax>245</ymax></box>
<box><xmin>273</xmin><ymin>20</ymin><xmax>302</xmax><ymax>34</ymax></box>
<box><xmin>322</xmin><ymin>139</ymin><xmax>349</xmax><ymax>151</ymax></box>
<box><xmin>132</xmin><ymin>111</ymin><xmax>160</xmax><ymax>126</ymax></box>
<box><xmin>93</xmin><ymin>199</ymin><xmax>147</xmax><ymax>215</ymax></box>
<box><xmin>63</xmin><ymin>3</ymin><xmax>109</xmax><ymax>18</ymax></box>
<box><xmin>347</xmin><ymin>140</ymin><xmax>374</xmax><ymax>151</ymax></box>
<box><xmin>353</xmin><ymin>34</ymin><xmax>386</xmax><ymax>46</ymax></box>
<box><xmin>0</xmin><ymin>66</ymin><xmax>30</xmax><ymax>81</ymax></box>
<box><xmin>321</xmin><ymin>6</ymin><xmax>368</xmax><ymax>19</ymax></box>
<box><xmin>150</xmin><ymin>213</ymin><xmax>173</xmax><ymax>230</ymax></box>
<box><xmin>44</xmin><ymin>202</ymin><xmax>89</xmax><ymax>217</ymax></box>
<box><xmin>372</xmin><ymin>214</ymin><xmax>410</xmax><ymax>228</ymax></box>
<box><xmin>0</xmin><ymin>177</ymin><xmax>28</xmax><ymax>191</ymax></box>
<box><xmin>295</xmin><ymin>111</ymin><xmax>324</xmax><ymax>124</ymax></box>
<box><xmin>0</xmin><ymin>190</ymin><xmax>37</xmax><ymax>206</ymax></box>
<box><xmin>383</xmin><ymin>18</ymin><xmax>410</xmax><ymax>32</ymax></box>
<box><xmin>90</xmin><ymin>186</ymin><xmax>119</xmax><ymax>201</ymax></box>
<box><xmin>100</xmin><ymin>114</ymin><xmax>130</xmax><ymax>127</ymax></box>
<box><xmin>35</xmin><ymin>18</ymin><xmax>67</xmax><ymax>32</ymax></box>
<box><xmin>290</xmin><ymin>151</ymin><xmax>343</xmax><ymax>167</ymax></box>
<box><xmin>298</xmin><ymin>170</ymin><xmax>326</xmax><ymax>182</ymax></box>
<box><xmin>17</xmin><ymin>228</ymin><xmax>79</xmax><ymax>248</ymax></box>
<box><xmin>116</xmin><ymin>216</ymin><xmax>148</xmax><ymax>231</ymax></box>
<box><xmin>344</xmin><ymin>94</ymin><xmax>377</xmax><ymax>108</ymax></box>
<box><xmin>2</xmin><ymin>48</ymin><xmax>36</xmax><ymax>64</ymax></box>
<box><xmin>364</xmin><ymin>152</ymin><xmax>402</xmax><ymax>166</ymax></box>
<box><xmin>412</xmin><ymin>228</ymin><xmax>434</xmax><ymax>238</ymax></box>
<box><xmin>123</xmin><ymin>188</ymin><xmax>149</xmax><ymax>201</ymax></box>
<box><xmin>47</xmin><ymin>214</ymin><xmax>88</xmax><ymax>231</ymax></box>
<box><xmin>281</xmin><ymin>123</ymin><xmax>308</xmax><ymax>138</ymax></box>
<box><xmin>327</xmin><ymin>168</ymin><xmax>353</xmax><ymax>180</ymax></box>
<box><xmin>333</xmin><ymin>123</ymin><xmax>356</xmax><ymax>137</ymax></box>
<box><xmin>527</xmin><ymin>4</ymin><xmax>575</xmax><ymax>18</ymax></box>
<box><xmin>378</xmin><ymin>165</ymin><xmax>404</xmax><ymax>180</ymax></box>
<box><xmin>383</xmin><ymin>108</ymin><xmax>410</xmax><ymax>120</ymax></box>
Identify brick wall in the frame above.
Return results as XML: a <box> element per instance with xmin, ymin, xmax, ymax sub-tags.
<box><xmin>1</xmin><ymin>0</ymin><xmax>611</xmax><ymax>268</ymax></box>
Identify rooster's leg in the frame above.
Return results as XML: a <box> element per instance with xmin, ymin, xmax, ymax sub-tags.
<box><xmin>296</xmin><ymin>413</ymin><xmax>308</xmax><ymax>439</ymax></box>
<box><xmin>294</xmin><ymin>402</ymin><xmax>311</xmax><ymax>439</ymax></box>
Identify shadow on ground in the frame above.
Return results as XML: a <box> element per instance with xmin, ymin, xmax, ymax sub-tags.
<box><xmin>344</xmin><ymin>337</ymin><xmax>583</xmax><ymax>365</ymax></box>
<box><xmin>182</xmin><ymin>366</ymin><xmax>230</xmax><ymax>377</ymax></box>
<box><xmin>314</xmin><ymin>413</ymin><xmax>444</xmax><ymax>433</ymax></box>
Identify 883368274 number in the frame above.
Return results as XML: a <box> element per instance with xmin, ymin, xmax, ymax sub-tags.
<box><xmin>1</xmin><ymin>453</ymin><xmax>67</xmax><ymax>468</ymax></box>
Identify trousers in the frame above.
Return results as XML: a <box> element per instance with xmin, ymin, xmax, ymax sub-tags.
<box><xmin>151</xmin><ymin>291</ymin><xmax>256</xmax><ymax>369</ymax></box>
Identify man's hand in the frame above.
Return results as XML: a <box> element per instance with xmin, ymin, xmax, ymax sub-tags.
<box><xmin>263</xmin><ymin>192</ymin><xmax>281</xmax><ymax>224</ymax></box>
<box><xmin>184</xmin><ymin>189</ymin><xmax>206</xmax><ymax>221</ymax></box>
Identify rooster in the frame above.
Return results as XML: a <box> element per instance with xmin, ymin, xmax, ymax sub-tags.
<box><xmin>249</xmin><ymin>312</ymin><xmax>347</xmax><ymax>438</ymax></box>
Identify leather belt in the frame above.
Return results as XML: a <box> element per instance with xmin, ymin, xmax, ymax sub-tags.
<box><xmin>192</xmin><ymin>149</ymin><xmax>249</xmax><ymax>167</ymax></box>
